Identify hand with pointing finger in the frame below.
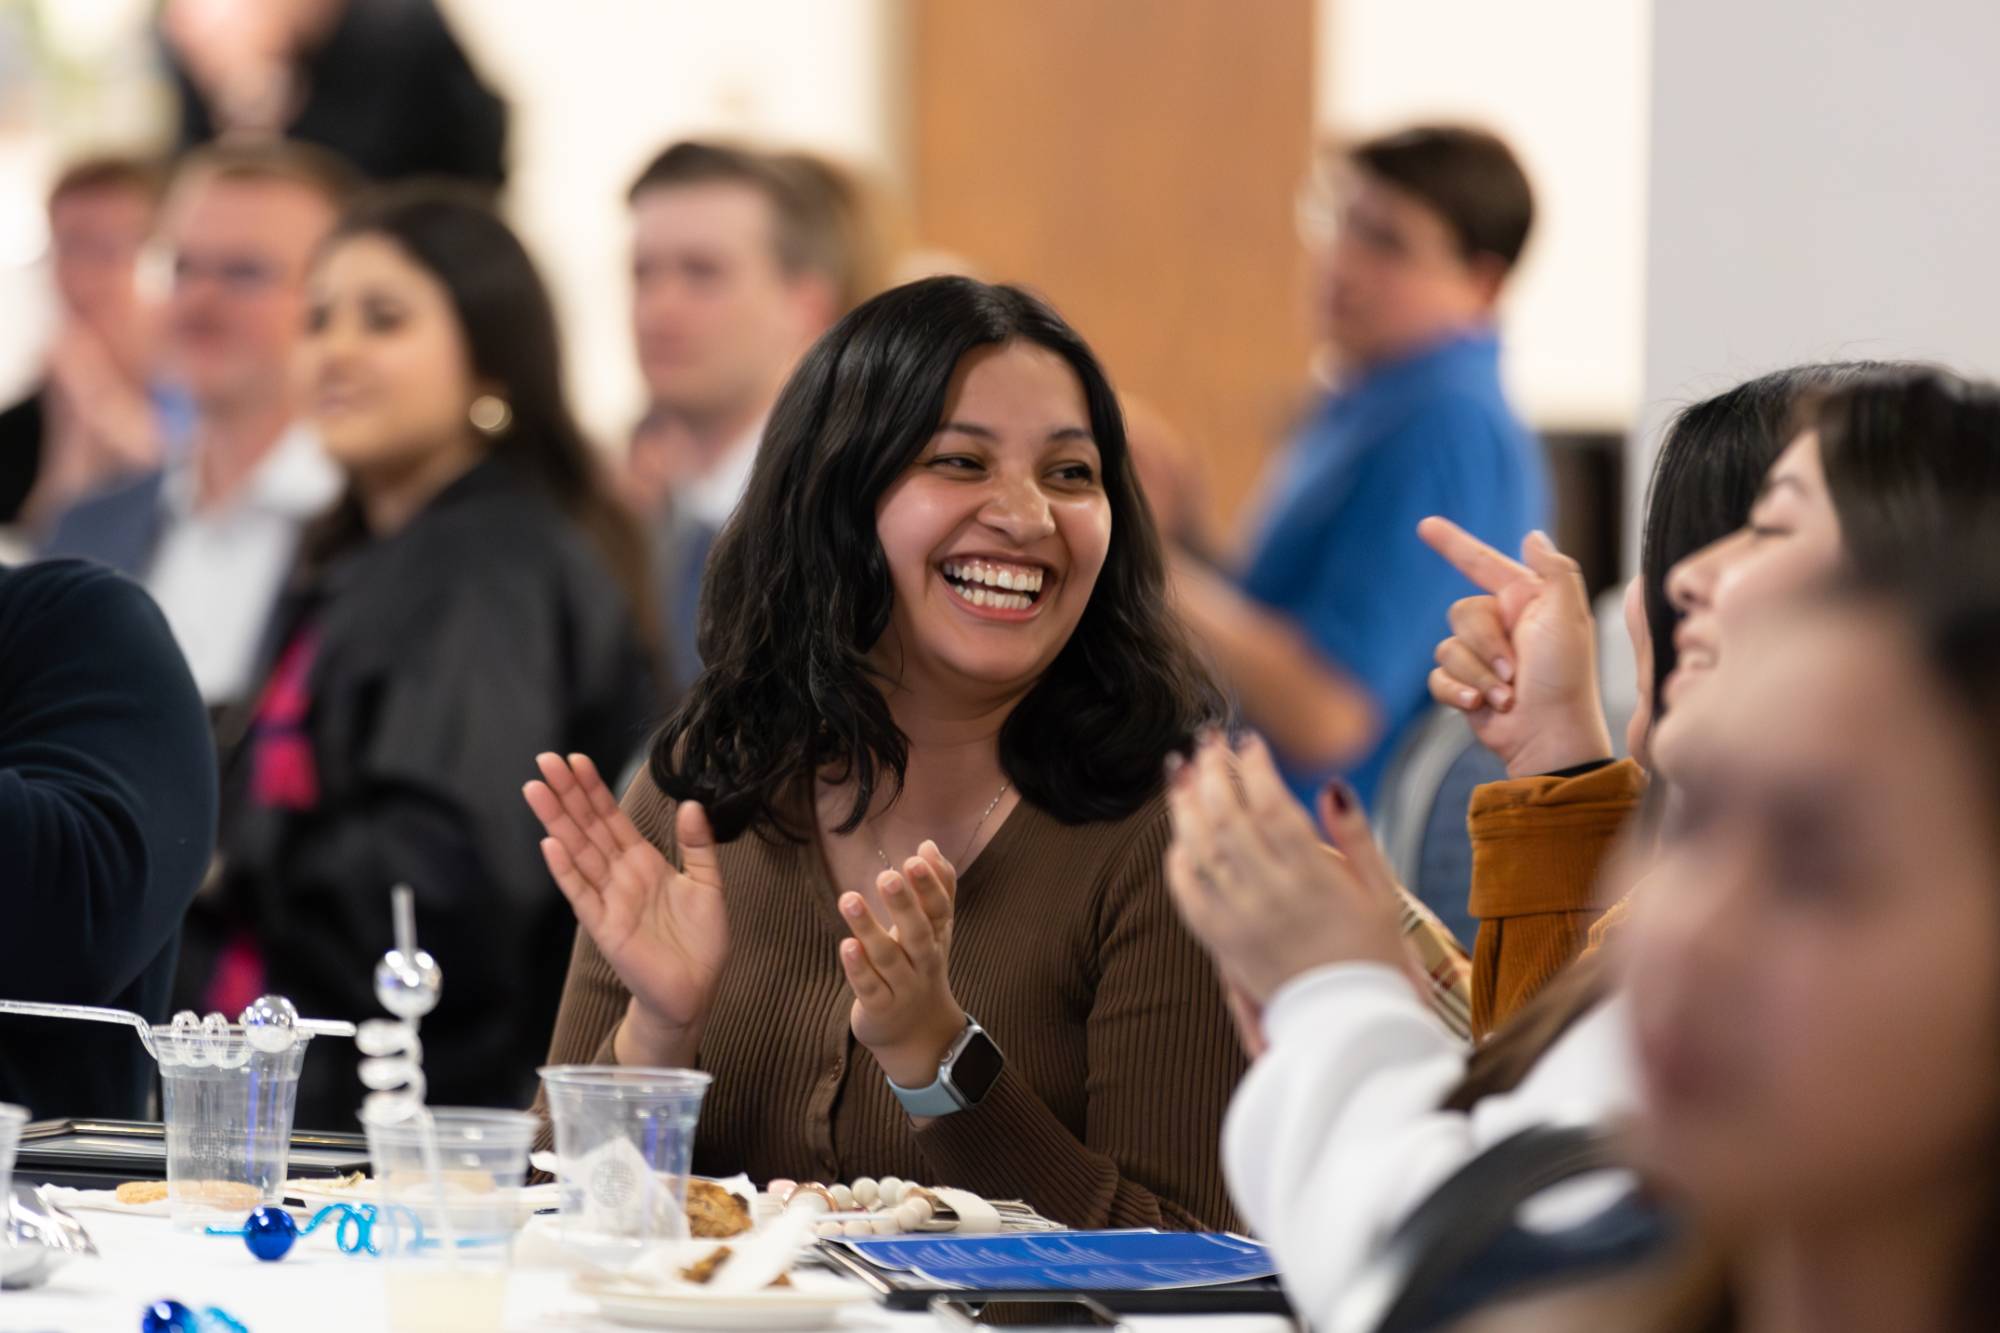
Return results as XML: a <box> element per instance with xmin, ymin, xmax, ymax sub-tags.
<box><xmin>1416</xmin><ymin>518</ymin><xmax>1614</xmax><ymax>778</ymax></box>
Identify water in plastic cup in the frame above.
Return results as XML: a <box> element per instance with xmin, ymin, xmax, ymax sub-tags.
<box><xmin>366</xmin><ymin>1107</ymin><xmax>536</xmax><ymax>1333</ymax></box>
<box><xmin>538</xmin><ymin>1065</ymin><xmax>711</xmax><ymax>1270</ymax></box>
<box><xmin>0</xmin><ymin>1102</ymin><xmax>27</xmax><ymax>1202</ymax></box>
<box><xmin>152</xmin><ymin>1024</ymin><xmax>309</xmax><ymax>1227</ymax></box>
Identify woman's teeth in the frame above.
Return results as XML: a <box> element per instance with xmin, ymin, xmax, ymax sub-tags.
<box><xmin>942</xmin><ymin>558</ymin><xmax>1043</xmax><ymax>611</ymax></box>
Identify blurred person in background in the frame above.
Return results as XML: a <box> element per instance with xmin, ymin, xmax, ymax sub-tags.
<box><xmin>161</xmin><ymin>0</ymin><xmax>506</xmax><ymax>189</ymax></box>
<box><xmin>1</xmin><ymin>559</ymin><xmax>215</xmax><ymax>1119</ymax></box>
<box><xmin>191</xmin><ymin>188</ymin><xmax>659</xmax><ymax>1129</ymax></box>
<box><xmin>0</xmin><ymin>156</ymin><xmax>181</xmax><ymax>531</ymax></box>
<box><xmin>41</xmin><ymin>141</ymin><xmax>352</xmax><ymax>716</ymax></box>
<box><xmin>620</xmin><ymin>141</ymin><xmax>879</xmax><ymax>689</ymax></box>
<box><xmin>1169</xmin><ymin>125</ymin><xmax>1548</xmax><ymax>809</ymax></box>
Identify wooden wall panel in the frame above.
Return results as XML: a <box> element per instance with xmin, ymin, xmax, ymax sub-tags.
<box><xmin>907</xmin><ymin>0</ymin><xmax>1315</xmax><ymax>530</ymax></box>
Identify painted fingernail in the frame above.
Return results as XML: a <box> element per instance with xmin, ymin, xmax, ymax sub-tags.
<box><xmin>1488</xmin><ymin>686</ymin><xmax>1512</xmax><ymax>710</ymax></box>
<box><xmin>1494</xmin><ymin>657</ymin><xmax>1515</xmax><ymax>683</ymax></box>
<box><xmin>1327</xmin><ymin>780</ymin><xmax>1355</xmax><ymax>814</ymax></box>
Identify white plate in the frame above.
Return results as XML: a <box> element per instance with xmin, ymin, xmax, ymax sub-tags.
<box><xmin>577</xmin><ymin>1275</ymin><xmax>874</xmax><ymax>1330</ymax></box>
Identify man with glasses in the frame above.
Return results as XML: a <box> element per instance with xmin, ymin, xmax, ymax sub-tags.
<box><xmin>1170</xmin><ymin>125</ymin><xmax>1547</xmax><ymax>809</ymax></box>
<box><xmin>43</xmin><ymin>142</ymin><xmax>351</xmax><ymax>713</ymax></box>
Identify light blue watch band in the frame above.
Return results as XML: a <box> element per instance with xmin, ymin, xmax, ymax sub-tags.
<box><xmin>886</xmin><ymin>1020</ymin><xmax>981</xmax><ymax>1117</ymax></box>
<box><xmin>886</xmin><ymin>1069</ymin><xmax>965</xmax><ymax>1117</ymax></box>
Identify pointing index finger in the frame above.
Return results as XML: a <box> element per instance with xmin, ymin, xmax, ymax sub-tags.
<box><xmin>1418</xmin><ymin>516</ymin><xmax>1533</xmax><ymax>595</ymax></box>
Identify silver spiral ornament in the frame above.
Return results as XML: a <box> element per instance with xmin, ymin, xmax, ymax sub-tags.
<box><xmin>358</xmin><ymin>885</ymin><xmax>441</xmax><ymax>1126</ymax></box>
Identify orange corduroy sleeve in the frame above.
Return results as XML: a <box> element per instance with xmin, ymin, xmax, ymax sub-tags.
<box><xmin>1466</xmin><ymin>759</ymin><xmax>1646</xmax><ymax>1037</ymax></box>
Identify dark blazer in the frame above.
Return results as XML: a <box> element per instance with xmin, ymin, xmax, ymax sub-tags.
<box><xmin>38</xmin><ymin>469</ymin><xmax>169</xmax><ymax>577</ymax></box>
<box><xmin>210</xmin><ymin>459</ymin><xmax>659</xmax><ymax>1129</ymax></box>
<box><xmin>0</xmin><ymin>560</ymin><xmax>217</xmax><ymax>1118</ymax></box>
<box><xmin>0</xmin><ymin>389</ymin><xmax>46</xmax><ymax>523</ymax></box>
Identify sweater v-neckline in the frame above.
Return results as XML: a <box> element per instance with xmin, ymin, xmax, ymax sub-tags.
<box><xmin>801</xmin><ymin>795</ymin><xmax>1040</xmax><ymax>937</ymax></box>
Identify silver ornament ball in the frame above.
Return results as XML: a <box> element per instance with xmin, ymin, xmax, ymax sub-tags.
<box><xmin>373</xmin><ymin>947</ymin><xmax>442</xmax><ymax>1020</ymax></box>
<box><xmin>239</xmin><ymin>994</ymin><xmax>300</xmax><ymax>1053</ymax></box>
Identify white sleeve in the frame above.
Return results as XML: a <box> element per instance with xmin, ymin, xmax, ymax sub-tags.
<box><xmin>1222</xmin><ymin>964</ymin><xmax>1638</xmax><ymax>1332</ymax></box>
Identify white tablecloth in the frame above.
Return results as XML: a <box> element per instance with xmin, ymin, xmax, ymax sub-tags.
<box><xmin>1</xmin><ymin>1209</ymin><xmax>1296</xmax><ymax>1332</ymax></box>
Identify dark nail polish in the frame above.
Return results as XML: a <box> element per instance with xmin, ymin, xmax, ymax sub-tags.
<box><xmin>1327</xmin><ymin>780</ymin><xmax>1354</xmax><ymax>814</ymax></box>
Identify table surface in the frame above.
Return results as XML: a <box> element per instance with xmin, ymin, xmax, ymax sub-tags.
<box><xmin>2</xmin><ymin>1209</ymin><xmax>1298</xmax><ymax>1333</ymax></box>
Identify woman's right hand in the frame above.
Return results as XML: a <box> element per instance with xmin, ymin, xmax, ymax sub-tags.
<box><xmin>524</xmin><ymin>753</ymin><xmax>729</xmax><ymax>1056</ymax></box>
<box><xmin>1416</xmin><ymin>519</ymin><xmax>1614</xmax><ymax>778</ymax></box>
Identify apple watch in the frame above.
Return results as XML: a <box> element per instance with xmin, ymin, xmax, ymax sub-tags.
<box><xmin>887</xmin><ymin>1018</ymin><xmax>1005</xmax><ymax>1117</ymax></box>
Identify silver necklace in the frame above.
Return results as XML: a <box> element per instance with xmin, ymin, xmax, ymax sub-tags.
<box><xmin>873</xmin><ymin>781</ymin><xmax>1011</xmax><ymax>873</ymax></box>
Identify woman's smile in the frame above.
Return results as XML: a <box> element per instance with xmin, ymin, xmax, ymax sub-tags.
<box><xmin>938</xmin><ymin>554</ymin><xmax>1054</xmax><ymax>620</ymax></box>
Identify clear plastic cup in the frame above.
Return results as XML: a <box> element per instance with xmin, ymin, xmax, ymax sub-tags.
<box><xmin>152</xmin><ymin>1024</ymin><xmax>310</xmax><ymax>1227</ymax></box>
<box><xmin>0</xmin><ymin>1102</ymin><xmax>27</xmax><ymax>1202</ymax></box>
<box><xmin>538</xmin><ymin>1065</ymin><xmax>712</xmax><ymax>1269</ymax></box>
<box><xmin>366</xmin><ymin>1107</ymin><xmax>536</xmax><ymax>1333</ymax></box>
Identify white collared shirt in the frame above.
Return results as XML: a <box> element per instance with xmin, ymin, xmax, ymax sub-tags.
<box><xmin>677</xmin><ymin>417</ymin><xmax>765</xmax><ymax>531</ymax></box>
<box><xmin>145</xmin><ymin>424</ymin><xmax>342</xmax><ymax>706</ymax></box>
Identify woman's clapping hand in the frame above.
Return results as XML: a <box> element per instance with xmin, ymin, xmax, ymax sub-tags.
<box><xmin>1165</xmin><ymin>733</ymin><xmax>1406</xmax><ymax>1009</ymax></box>
<box><xmin>839</xmin><ymin>842</ymin><xmax>970</xmax><ymax>1093</ymax></box>
<box><xmin>523</xmin><ymin>753</ymin><xmax>729</xmax><ymax>1060</ymax></box>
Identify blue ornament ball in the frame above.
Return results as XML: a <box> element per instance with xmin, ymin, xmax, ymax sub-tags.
<box><xmin>141</xmin><ymin>1299</ymin><xmax>198</xmax><ymax>1333</ymax></box>
<box><xmin>243</xmin><ymin>1205</ymin><xmax>298</xmax><ymax>1261</ymax></box>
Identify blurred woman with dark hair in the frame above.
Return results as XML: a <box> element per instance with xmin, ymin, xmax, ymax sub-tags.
<box><xmin>201</xmin><ymin>187</ymin><xmax>659</xmax><ymax>1129</ymax></box>
<box><xmin>527</xmin><ymin>275</ymin><xmax>1245</xmax><ymax>1229</ymax></box>
<box><xmin>1425</xmin><ymin>361</ymin><xmax>1894</xmax><ymax>1033</ymax></box>
<box><xmin>1165</xmin><ymin>365</ymin><xmax>2000</xmax><ymax>1325</ymax></box>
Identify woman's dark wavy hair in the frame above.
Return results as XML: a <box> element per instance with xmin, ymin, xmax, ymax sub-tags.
<box><xmin>306</xmin><ymin>185</ymin><xmax>655</xmax><ymax>646</ymax></box>
<box><xmin>649</xmin><ymin>275</ymin><xmax>1224</xmax><ymax>842</ymax></box>
<box><xmin>1638</xmin><ymin>362</ymin><xmax>1893</xmax><ymax>723</ymax></box>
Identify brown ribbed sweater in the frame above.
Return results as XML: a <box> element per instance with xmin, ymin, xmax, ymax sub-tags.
<box><xmin>1466</xmin><ymin>758</ymin><xmax>1646</xmax><ymax>1037</ymax></box>
<box><xmin>532</xmin><ymin>769</ymin><xmax>1247</xmax><ymax>1232</ymax></box>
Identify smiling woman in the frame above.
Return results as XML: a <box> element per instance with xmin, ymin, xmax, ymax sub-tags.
<box><xmin>525</xmin><ymin>277</ymin><xmax>1245</xmax><ymax>1230</ymax></box>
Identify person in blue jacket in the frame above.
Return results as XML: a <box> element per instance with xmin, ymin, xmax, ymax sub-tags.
<box><xmin>1173</xmin><ymin>125</ymin><xmax>1548</xmax><ymax>808</ymax></box>
<box><xmin>0</xmin><ymin>559</ymin><xmax>217</xmax><ymax>1118</ymax></box>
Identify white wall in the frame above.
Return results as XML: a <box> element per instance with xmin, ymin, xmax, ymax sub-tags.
<box><xmin>438</xmin><ymin>0</ymin><xmax>899</xmax><ymax>446</ymax></box>
<box><xmin>1640</xmin><ymin>0</ymin><xmax>2000</xmax><ymax>511</ymax></box>
<box><xmin>1317</xmin><ymin>0</ymin><xmax>1653</xmax><ymax>432</ymax></box>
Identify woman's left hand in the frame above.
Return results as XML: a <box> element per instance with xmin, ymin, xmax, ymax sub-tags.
<box><xmin>840</xmin><ymin>841</ymin><xmax>970</xmax><ymax>1090</ymax></box>
<box><xmin>1166</xmin><ymin>732</ymin><xmax>1407</xmax><ymax>1006</ymax></box>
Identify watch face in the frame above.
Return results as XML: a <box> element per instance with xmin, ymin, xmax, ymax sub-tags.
<box><xmin>948</xmin><ymin>1029</ymin><xmax>1005</xmax><ymax>1106</ymax></box>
